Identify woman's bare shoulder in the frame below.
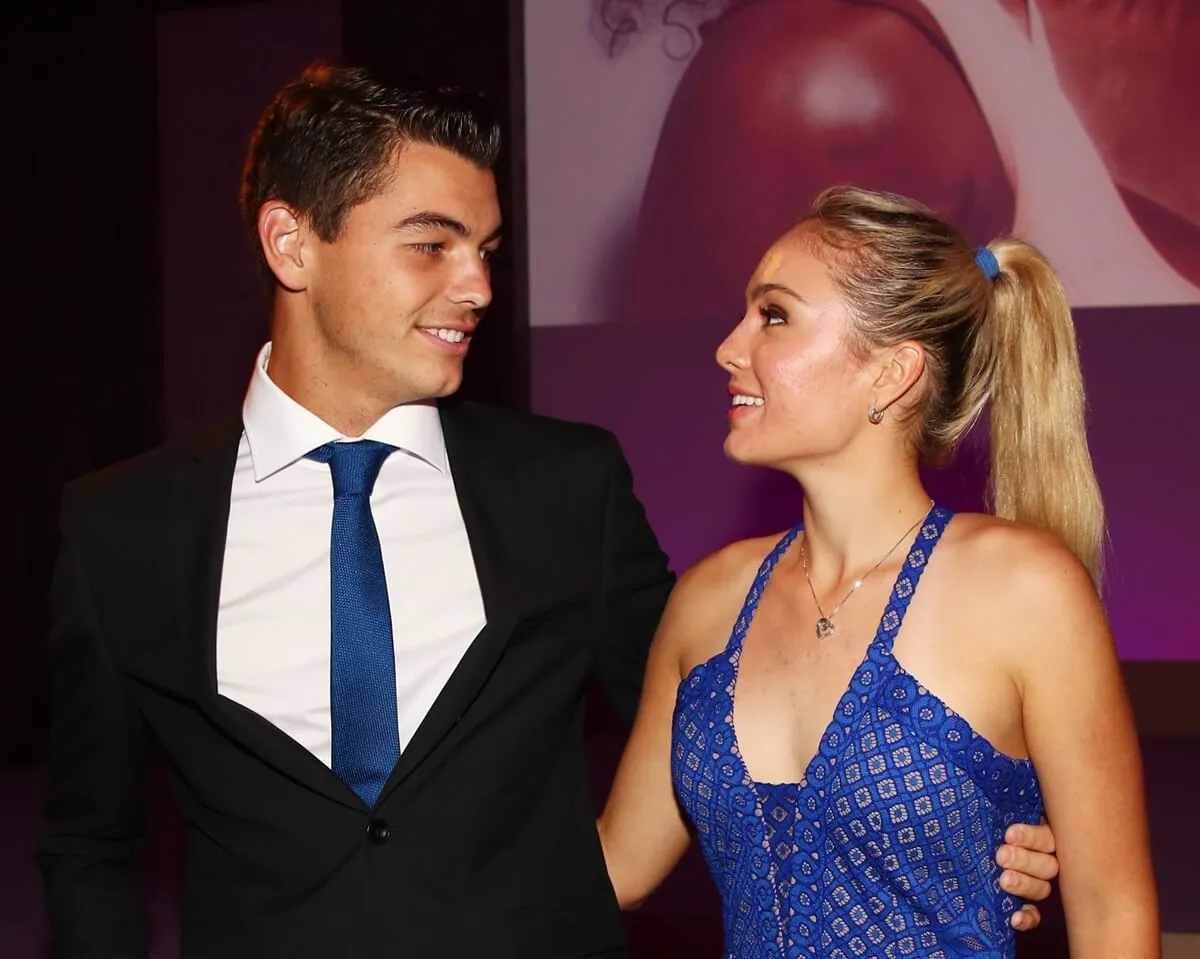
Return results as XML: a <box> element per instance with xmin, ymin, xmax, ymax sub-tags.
<box><xmin>936</xmin><ymin>512</ymin><xmax>1105</xmax><ymax>642</ymax></box>
<box><xmin>941</xmin><ymin>512</ymin><xmax>1093</xmax><ymax>586</ymax></box>
<box><xmin>660</xmin><ymin>532</ymin><xmax>792</xmax><ymax>673</ymax></box>
<box><xmin>681</xmin><ymin>532</ymin><xmax>782</xmax><ymax>587</ymax></box>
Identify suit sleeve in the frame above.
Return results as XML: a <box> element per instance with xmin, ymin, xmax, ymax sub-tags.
<box><xmin>37</xmin><ymin>502</ymin><xmax>149</xmax><ymax>958</ymax></box>
<box><xmin>592</xmin><ymin>433</ymin><xmax>676</xmax><ymax>728</ymax></box>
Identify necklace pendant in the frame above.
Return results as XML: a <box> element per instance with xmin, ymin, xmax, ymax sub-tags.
<box><xmin>816</xmin><ymin>617</ymin><xmax>837</xmax><ymax>641</ymax></box>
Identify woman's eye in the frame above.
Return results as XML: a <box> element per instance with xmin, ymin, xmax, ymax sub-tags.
<box><xmin>759</xmin><ymin>305</ymin><xmax>786</xmax><ymax>326</ymax></box>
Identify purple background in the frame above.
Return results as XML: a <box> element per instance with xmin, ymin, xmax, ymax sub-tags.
<box><xmin>532</xmin><ymin>308</ymin><xmax>1200</xmax><ymax>661</ymax></box>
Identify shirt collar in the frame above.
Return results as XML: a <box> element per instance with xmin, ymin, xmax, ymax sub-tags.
<box><xmin>242</xmin><ymin>342</ymin><xmax>448</xmax><ymax>482</ymax></box>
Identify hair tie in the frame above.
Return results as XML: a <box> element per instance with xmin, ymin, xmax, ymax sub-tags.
<box><xmin>973</xmin><ymin>246</ymin><xmax>1000</xmax><ymax>281</ymax></box>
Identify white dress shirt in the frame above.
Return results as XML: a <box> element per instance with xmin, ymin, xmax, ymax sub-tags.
<box><xmin>215</xmin><ymin>343</ymin><xmax>486</xmax><ymax>765</ymax></box>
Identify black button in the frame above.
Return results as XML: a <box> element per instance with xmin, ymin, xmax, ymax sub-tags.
<box><xmin>366</xmin><ymin>819</ymin><xmax>391</xmax><ymax>845</ymax></box>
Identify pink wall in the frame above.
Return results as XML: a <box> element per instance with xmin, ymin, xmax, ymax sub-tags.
<box><xmin>526</xmin><ymin>1</ymin><xmax>1199</xmax><ymax>938</ymax></box>
<box><xmin>526</xmin><ymin>0</ymin><xmax>1200</xmax><ymax>661</ymax></box>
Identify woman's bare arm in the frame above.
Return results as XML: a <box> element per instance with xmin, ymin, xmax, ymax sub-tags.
<box><xmin>1010</xmin><ymin>533</ymin><xmax>1159</xmax><ymax>956</ymax></box>
<box><xmin>596</xmin><ymin>579</ymin><xmax>696</xmax><ymax>907</ymax></box>
<box><xmin>597</xmin><ymin>544</ymin><xmax>762</xmax><ymax>907</ymax></box>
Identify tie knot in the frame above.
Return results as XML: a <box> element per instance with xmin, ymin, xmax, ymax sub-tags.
<box><xmin>306</xmin><ymin>440</ymin><xmax>397</xmax><ymax>498</ymax></box>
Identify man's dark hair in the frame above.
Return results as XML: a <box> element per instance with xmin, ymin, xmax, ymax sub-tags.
<box><xmin>239</xmin><ymin>60</ymin><xmax>502</xmax><ymax>266</ymax></box>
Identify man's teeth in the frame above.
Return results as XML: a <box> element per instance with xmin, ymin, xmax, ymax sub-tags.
<box><xmin>429</xmin><ymin>328</ymin><xmax>466</xmax><ymax>343</ymax></box>
<box><xmin>732</xmin><ymin>395</ymin><xmax>764</xmax><ymax>407</ymax></box>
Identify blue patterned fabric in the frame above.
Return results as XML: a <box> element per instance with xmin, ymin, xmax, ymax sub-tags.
<box><xmin>671</xmin><ymin>506</ymin><xmax>1043</xmax><ymax>958</ymax></box>
<box><xmin>308</xmin><ymin>440</ymin><xmax>400</xmax><ymax>807</ymax></box>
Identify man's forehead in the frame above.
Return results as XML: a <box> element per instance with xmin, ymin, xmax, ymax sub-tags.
<box><xmin>374</xmin><ymin>144</ymin><xmax>500</xmax><ymax>226</ymax></box>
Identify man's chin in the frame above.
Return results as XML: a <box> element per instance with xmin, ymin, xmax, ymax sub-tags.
<box><xmin>433</xmin><ymin>372</ymin><xmax>464</xmax><ymax>399</ymax></box>
<box><xmin>383</xmin><ymin>382</ymin><xmax>460</xmax><ymax>409</ymax></box>
<box><xmin>413</xmin><ymin>372</ymin><xmax>464</xmax><ymax>404</ymax></box>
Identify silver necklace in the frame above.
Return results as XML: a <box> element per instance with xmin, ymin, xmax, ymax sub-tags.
<box><xmin>800</xmin><ymin>501</ymin><xmax>933</xmax><ymax>641</ymax></box>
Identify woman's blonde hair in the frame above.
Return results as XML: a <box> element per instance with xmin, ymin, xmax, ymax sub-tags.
<box><xmin>799</xmin><ymin>186</ymin><xmax>1104</xmax><ymax>584</ymax></box>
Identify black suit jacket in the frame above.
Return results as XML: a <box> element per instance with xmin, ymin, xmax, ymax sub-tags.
<box><xmin>38</xmin><ymin>399</ymin><xmax>676</xmax><ymax>959</ymax></box>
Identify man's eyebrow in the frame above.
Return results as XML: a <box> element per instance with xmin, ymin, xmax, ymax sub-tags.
<box><xmin>394</xmin><ymin>212</ymin><xmax>503</xmax><ymax>245</ymax></box>
<box><xmin>393</xmin><ymin>212</ymin><xmax>469</xmax><ymax>236</ymax></box>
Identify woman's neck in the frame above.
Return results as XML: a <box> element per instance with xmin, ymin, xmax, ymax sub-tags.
<box><xmin>793</xmin><ymin>468</ymin><xmax>933</xmax><ymax>585</ymax></box>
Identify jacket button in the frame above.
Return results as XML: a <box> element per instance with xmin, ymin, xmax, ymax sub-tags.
<box><xmin>366</xmin><ymin>819</ymin><xmax>391</xmax><ymax>845</ymax></box>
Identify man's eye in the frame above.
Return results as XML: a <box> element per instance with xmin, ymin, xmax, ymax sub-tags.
<box><xmin>409</xmin><ymin>243</ymin><xmax>443</xmax><ymax>254</ymax></box>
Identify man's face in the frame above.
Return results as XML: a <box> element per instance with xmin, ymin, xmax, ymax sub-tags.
<box><xmin>300</xmin><ymin>141</ymin><xmax>502</xmax><ymax>408</ymax></box>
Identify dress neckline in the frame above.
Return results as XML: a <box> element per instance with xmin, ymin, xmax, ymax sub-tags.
<box><xmin>728</xmin><ymin>505</ymin><xmax>946</xmax><ymax>789</ymax></box>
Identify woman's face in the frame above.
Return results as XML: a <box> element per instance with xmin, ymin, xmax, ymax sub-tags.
<box><xmin>716</xmin><ymin>230</ymin><xmax>880</xmax><ymax>471</ymax></box>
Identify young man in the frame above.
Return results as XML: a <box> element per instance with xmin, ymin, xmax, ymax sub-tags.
<box><xmin>38</xmin><ymin>61</ymin><xmax>1059</xmax><ymax>958</ymax></box>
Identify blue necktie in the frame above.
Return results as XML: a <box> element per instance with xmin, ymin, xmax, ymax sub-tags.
<box><xmin>307</xmin><ymin>440</ymin><xmax>399</xmax><ymax>807</ymax></box>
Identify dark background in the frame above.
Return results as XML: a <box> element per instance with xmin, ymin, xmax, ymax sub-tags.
<box><xmin>2</xmin><ymin>0</ymin><xmax>528</xmax><ymax>765</ymax></box>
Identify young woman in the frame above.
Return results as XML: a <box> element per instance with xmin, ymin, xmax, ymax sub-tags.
<box><xmin>599</xmin><ymin>186</ymin><xmax>1157</xmax><ymax>957</ymax></box>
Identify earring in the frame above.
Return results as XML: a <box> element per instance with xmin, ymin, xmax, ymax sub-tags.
<box><xmin>868</xmin><ymin>405</ymin><xmax>885</xmax><ymax>424</ymax></box>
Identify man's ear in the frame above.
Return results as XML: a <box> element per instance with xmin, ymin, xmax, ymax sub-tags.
<box><xmin>257</xmin><ymin>201</ymin><xmax>309</xmax><ymax>292</ymax></box>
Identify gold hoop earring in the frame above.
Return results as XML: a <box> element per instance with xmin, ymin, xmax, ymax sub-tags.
<box><xmin>868</xmin><ymin>405</ymin><xmax>885</xmax><ymax>425</ymax></box>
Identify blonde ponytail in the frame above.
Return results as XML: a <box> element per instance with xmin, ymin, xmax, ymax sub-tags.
<box><xmin>800</xmin><ymin>187</ymin><xmax>1105</xmax><ymax>584</ymax></box>
<box><xmin>985</xmin><ymin>240</ymin><xmax>1105</xmax><ymax>584</ymax></box>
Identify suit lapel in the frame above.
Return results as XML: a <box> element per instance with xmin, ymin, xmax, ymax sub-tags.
<box><xmin>167</xmin><ymin>402</ymin><xmax>525</xmax><ymax>807</ymax></box>
<box><xmin>172</xmin><ymin>417</ymin><xmax>361</xmax><ymax>809</ymax></box>
<box><xmin>383</xmin><ymin>400</ymin><xmax>521</xmax><ymax>795</ymax></box>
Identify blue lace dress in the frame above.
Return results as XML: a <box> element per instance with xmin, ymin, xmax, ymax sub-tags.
<box><xmin>671</xmin><ymin>506</ymin><xmax>1042</xmax><ymax>958</ymax></box>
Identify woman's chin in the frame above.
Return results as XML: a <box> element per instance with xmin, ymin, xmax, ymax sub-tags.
<box><xmin>723</xmin><ymin>435</ymin><xmax>768</xmax><ymax>468</ymax></box>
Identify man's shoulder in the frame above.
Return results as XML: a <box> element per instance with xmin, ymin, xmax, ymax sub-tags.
<box><xmin>64</xmin><ymin>416</ymin><xmax>240</xmax><ymax>516</ymax></box>
<box><xmin>445</xmin><ymin>400</ymin><xmax>619</xmax><ymax>457</ymax></box>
